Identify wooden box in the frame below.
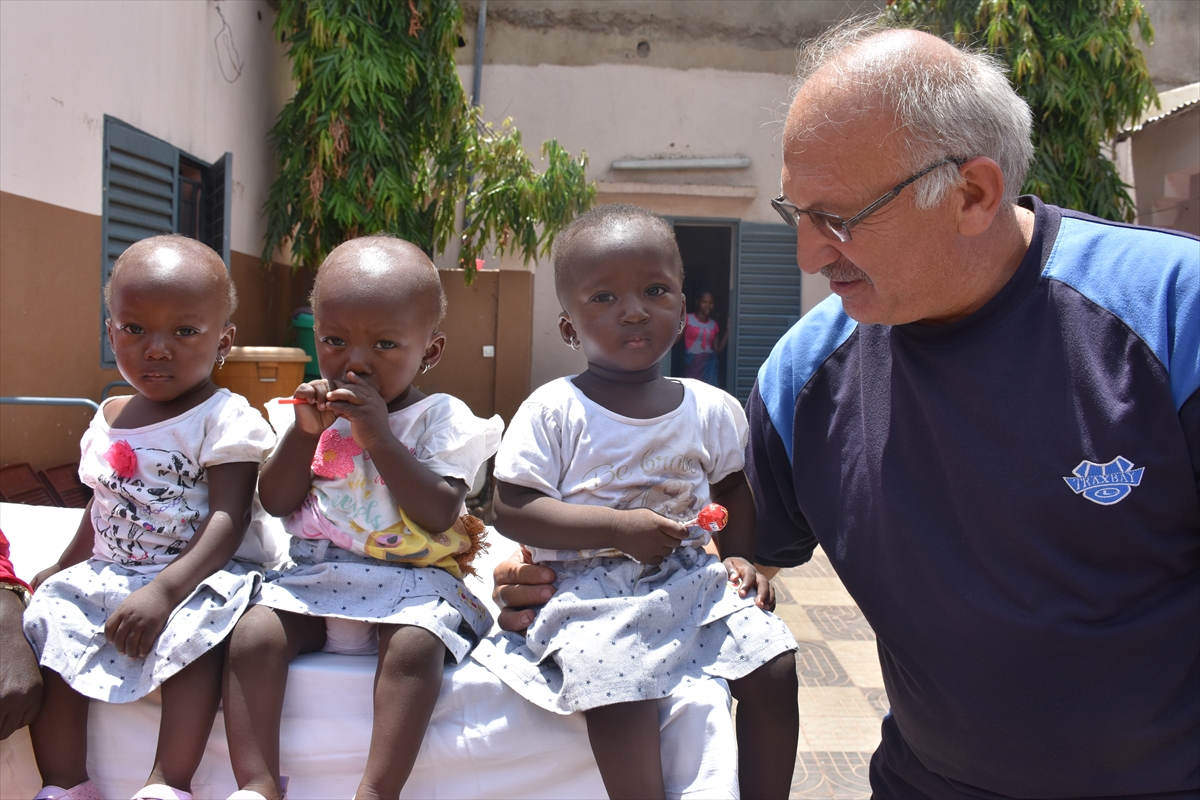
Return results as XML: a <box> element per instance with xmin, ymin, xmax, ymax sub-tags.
<box><xmin>212</xmin><ymin>346</ymin><xmax>312</xmax><ymax>418</ymax></box>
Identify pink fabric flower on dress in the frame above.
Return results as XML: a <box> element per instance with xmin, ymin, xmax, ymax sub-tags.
<box><xmin>311</xmin><ymin>428</ymin><xmax>362</xmax><ymax>479</ymax></box>
<box><xmin>104</xmin><ymin>440</ymin><xmax>137</xmax><ymax>479</ymax></box>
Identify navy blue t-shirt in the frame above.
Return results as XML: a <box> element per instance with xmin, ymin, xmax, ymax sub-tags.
<box><xmin>747</xmin><ymin>197</ymin><xmax>1199</xmax><ymax>797</ymax></box>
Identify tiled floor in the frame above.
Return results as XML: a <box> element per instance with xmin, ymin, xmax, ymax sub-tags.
<box><xmin>773</xmin><ymin>547</ymin><xmax>884</xmax><ymax>799</ymax></box>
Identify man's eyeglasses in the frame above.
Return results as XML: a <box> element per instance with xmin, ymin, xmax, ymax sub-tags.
<box><xmin>771</xmin><ymin>157</ymin><xmax>968</xmax><ymax>242</ymax></box>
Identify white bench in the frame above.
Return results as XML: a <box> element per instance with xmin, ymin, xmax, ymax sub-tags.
<box><xmin>0</xmin><ymin>503</ymin><xmax>737</xmax><ymax>799</ymax></box>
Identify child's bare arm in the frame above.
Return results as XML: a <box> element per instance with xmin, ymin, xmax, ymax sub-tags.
<box><xmin>259</xmin><ymin>380</ymin><xmax>338</xmax><ymax>516</ymax></box>
<box><xmin>327</xmin><ymin>373</ymin><xmax>466</xmax><ymax>532</ymax></box>
<box><xmin>495</xmin><ymin>481</ymin><xmax>688</xmax><ymax>565</ymax></box>
<box><xmin>710</xmin><ymin>469</ymin><xmax>775</xmax><ymax>610</ymax></box>
<box><xmin>105</xmin><ymin>461</ymin><xmax>257</xmax><ymax>658</ymax></box>
<box><xmin>259</xmin><ymin>424</ymin><xmax>322</xmax><ymax>516</ymax></box>
<box><xmin>31</xmin><ymin>499</ymin><xmax>96</xmax><ymax>591</ymax></box>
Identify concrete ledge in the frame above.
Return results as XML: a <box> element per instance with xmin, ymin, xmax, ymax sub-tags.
<box><xmin>596</xmin><ymin>181</ymin><xmax>758</xmax><ymax>198</ymax></box>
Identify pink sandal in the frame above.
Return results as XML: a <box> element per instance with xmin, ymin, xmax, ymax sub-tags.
<box><xmin>33</xmin><ymin>782</ymin><xmax>103</xmax><ymax>800</ymax></box>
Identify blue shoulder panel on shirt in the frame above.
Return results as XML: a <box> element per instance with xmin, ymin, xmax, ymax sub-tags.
<box><xmin>756</xmin><ymin>295</ymin><xmax>858</xmax><ymax>462</ymax></box>
<box><xmin>1045</xmin><ymin>216</ymin><xmax>1199</xmax><ymax>410</ymax></box>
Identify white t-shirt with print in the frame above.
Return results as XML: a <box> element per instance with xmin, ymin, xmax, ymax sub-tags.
<box><xmin>494</xmin><ymin>377</ymin><xmax>748</xmax><ymax>563</ymax></box>
<box><xmin>264</xmin><ymin>393</ymin><xmax>503</xmax><ymax>554</ymax></box>
<box><xmin>82</xmin><ymin>389</ymin><xmax>276</xmax><ymax>570</ymax></box>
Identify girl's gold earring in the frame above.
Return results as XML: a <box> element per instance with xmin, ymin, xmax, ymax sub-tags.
<box><xmin>678</xmin><ymin>319</ymin><xmax>686</xmax><ymax>334</ymax></box>
<box><xmin>420</xmin><ymin>363</ymin><xmax>432</xmax><ymax>374</ymax></box>
<box><xmin>568</xmin><ymin>336</ymin><xmax>580</xmax><ymax>351</ymax></box>
<box><xmin>216</xmin><ymin>355</ymin><xmax>226</xmax><ymax>369</ymax></box>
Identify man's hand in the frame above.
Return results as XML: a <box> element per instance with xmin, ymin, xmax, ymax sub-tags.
<box><xmin>0</xmin><ymin>589</ymin><xmax>42</xmax><ymax>739</ymax></box>
<box><xmin>105</xmin><ymin>582</ymin><xmax>173</xmax><ymax>659</ymax></box>
<box><xmin>493</xmin><ymin>547</ymin><xmax>557</xmax><ymax>633</ymax></box>
<box><xmin>723</xmin><ymin>557</ymin><xmax>776</xmax><ymax>611</ymax></box>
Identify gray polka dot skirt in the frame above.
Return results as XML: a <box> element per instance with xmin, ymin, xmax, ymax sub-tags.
<box><xmin>23</xmin><ymin>559</ymin><xmax>260</xmax><ymax>703</ymax></box>
<box><xmin>472</xmin><ymin>546</ymin><xmax>797</xmax><ymax>714</ymax></box>
<box><xmin>251</xmin><ymin>538</ymin><xmax>493</xmax><ymax>664</ymax></box>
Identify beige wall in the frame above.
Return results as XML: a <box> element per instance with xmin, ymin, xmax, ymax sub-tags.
<box><xmin>0</xmin><ymin>0</ymin><xmax>291</xmax><ymax>256</ymax></box>
<box><xmin>0</xmin><ymin>191</ymin><xmax>309</xmax><ymax>471</ymax></box>
<box><xmin>461</xmin><ymin>60</ymin><xmax>828</xmax><ymax>390</ymax></box>
<box><xmin>1130</xmin><ymin>105</ymin><xmax>1200</xmax><ymax>235</ymax></box>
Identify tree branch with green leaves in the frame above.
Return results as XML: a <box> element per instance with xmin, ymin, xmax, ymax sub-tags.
<box><xmin>263</xmin><ymin>0</ymin><xmax>595</xmax><ymax>279</ymax></box>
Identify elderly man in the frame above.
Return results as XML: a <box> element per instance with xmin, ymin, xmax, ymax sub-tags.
<box><xmin>746</xmin><ymin>22</ymin><xmax>1199</xmax><ymax>799</ymax></box>
<box><xmin>497</xmin><ymin>20</ymin><xmax>1198</xmax><ymax>800</ymax></box>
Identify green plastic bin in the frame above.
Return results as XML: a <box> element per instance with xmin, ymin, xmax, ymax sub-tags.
<box><xmin>291</xmin><ymin>312</ymin><xmax>321</xmax><ymax>380</ymax></box>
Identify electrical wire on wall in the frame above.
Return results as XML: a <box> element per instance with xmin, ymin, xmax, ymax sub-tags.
<box><xmin>214</xmin><ymin>1</ymin><xmax>244</xmax><ymax>83</ymax></box>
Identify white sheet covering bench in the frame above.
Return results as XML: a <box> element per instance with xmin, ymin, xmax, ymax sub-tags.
<box><xmin>0</xmin><ymin>503</ymin><xmax>737</xmax><ymax>799</ymax></box>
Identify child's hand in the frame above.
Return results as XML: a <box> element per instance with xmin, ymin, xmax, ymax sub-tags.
<box><xmin>30</xmin><ymin>564</ymin><xmax>62</xmax><ymax>593</ymax></box>
<box><xmin>105</xmin><ymin>582</ymin><xmax>174</xmax><ymax>659</ymax></box>
<box><xmin>723</xmin><ymin>557</ymin><xmax>776</xmax><ymax>611</ymax></box>
<box><xmin>291</xmin><ymin>379</ymin><xmax>341</xmax><ymax>436</ymax></box>
<box><xmin>324</xmin><ymin>372</ymin><xmax>393</xmax><ymax>451</ymax></box>
<box><xmin>613</xmin><ymin>508</ymin><xmax>689</xmax><ymax>565</ymax></box>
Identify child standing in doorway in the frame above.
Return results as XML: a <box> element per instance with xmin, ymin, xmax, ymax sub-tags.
<box><xmin>681</xmin><ymin>290</ymin><xmax>729</xmax><ymax>386</ymax></box>
<box><xmin>473</xmin><ymin>204</ymin><xmax>798</xmax><ymax>799</ymax></box>
<box><xmin>24</xmin><ymin>235</ymin><xmax>276</xmax><ymax>800</ymax></box>
<box><xmin>222</xmin><ymin>236</ymin><xmax>502</xmax><ymax>800</ymax></box>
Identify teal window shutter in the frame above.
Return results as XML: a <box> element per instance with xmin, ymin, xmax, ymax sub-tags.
<box><xmin>99</xmin><ymin>118</ymin><xmax>232</xmax><ymax>368</ymax></box>
<box><xmin>733</xmin><ymin>222</ymin><xmax>801</xmax><ymax>403</ymax></box>
<box><xmin>100</xmin><ymin>116</ymin><xmax>179</xmax><ymax>368</ymax></box>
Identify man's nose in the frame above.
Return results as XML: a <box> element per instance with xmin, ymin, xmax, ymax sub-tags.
<box><xmin>794</xmin><ymin>224</ymin><xmax>841</xmax><ymax>276</ymax></box>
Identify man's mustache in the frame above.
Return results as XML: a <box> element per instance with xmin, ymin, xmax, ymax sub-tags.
<box><xmin>820</xmin><ymin>258</ymin><xmax>872</xmax><ymax>284</ymax></box>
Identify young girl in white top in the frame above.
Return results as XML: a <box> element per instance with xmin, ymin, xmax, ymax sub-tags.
<box><xmin>223</xmin><ymin>237</ymin><xmax>502</xmax><ymax>800</ymax></box>
<box><xmin>24</xmin><ymin>235</ymin><xmax>276</xmax><ymax>800</ymax></box>
<box><xmin>473</xmin><ymin>205</ymin><xmax>799</xmax><ymax>799</ymax></box>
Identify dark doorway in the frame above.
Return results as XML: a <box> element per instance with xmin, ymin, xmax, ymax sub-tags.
<box><xmin>670</xmin><ymin>223</ymin><xmax>735</xmax><ymax>391</ymax></box>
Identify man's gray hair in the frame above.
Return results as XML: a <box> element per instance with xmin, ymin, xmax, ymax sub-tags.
<box><xmin>790</xmin><ymin>18</ymin><xmax>1034</xmax><ymax>206</ymax></box>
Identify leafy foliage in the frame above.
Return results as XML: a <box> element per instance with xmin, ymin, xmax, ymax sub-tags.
<box><xmin>264</xmin><ymin>0</ymin><xmax>595</xmax><ymax>277</ymax></box>
<box><xmin>885</xmin><ymin>0</ymin><xmax>1158</xmax><ymax>221</ymax></box>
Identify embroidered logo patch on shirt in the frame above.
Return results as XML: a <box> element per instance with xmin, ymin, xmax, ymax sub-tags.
<box><xmin>1063</xmin><ymin>456</ymin><xmax>1144</xmax><ymax>505</ymax></box>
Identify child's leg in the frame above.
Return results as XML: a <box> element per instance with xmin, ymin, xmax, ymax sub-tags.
<box><xmin>729</xmin><ymin>651</ymin><xmax>799</xmax><ymax>799</ymax></box>
<box><xmin>223</xmin><ymin>607</ymin><xmax>326</xmax><ymax>800</ymax></box>
<box><xmin>29</xmin><ymin>669</ymin><xmax>91</xmax><ymax>789</ymax></box>
<box><xmin>143</xmin><ymin>643</ymin><xmax>225</xmax><ymax>791</ymax></box>
<box><xmin>584</xmin><ymin>700</ymin><xmax>665</xmax><ymax>800</ymax></box>
<box><xmin>355</xmin><ymin>624</ymin><xmax>445</xmax><ymax>800</ymax></box>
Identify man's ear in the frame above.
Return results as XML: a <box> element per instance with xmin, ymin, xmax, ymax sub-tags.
<box><xmin>422</xmin><ymin>331</ymin><xmax>448</xmax><ymax>370</ymax></box>
<box><xmin>558</xmin><ymin>313</ymin><xmax>578</xmax><ymax>346</ymax></box>
<box><xmin>954</xmin><ymin>156</ymin><xmax>1006</xmax><ymax>237</ymax></box>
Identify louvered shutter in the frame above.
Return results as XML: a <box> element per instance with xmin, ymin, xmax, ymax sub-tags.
<box><xmin>100</xmin><ymin>117</ymin><xmax>178</xmax><ymax>367</ymax></box>
<box><xmin>203</xmin><ymin>152</ymin><xmax>232</xmax><ymax>268</ymax></box>
<box><xmin>733</xmin><ymin>222</ymin><xmax>801</xmax><ymax>403</ymax></box>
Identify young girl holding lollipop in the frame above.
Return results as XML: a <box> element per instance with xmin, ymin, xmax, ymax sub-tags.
<box><xmin>24</xmin><ymin>235</ymin><xmax>276</xmax><ymax>800</ymax></box>
<box><xmin>473</xmin><ymin>204</ymin><xmax>799</xmax><ymax>799</ymax></box>
<box><xmin>222</xmin><ymin>236</ymin><xmax>501</xmax><ymax>800</ymax></box>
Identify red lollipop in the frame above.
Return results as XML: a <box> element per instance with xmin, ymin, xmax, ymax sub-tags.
<box><xmin>689</xmin><ymin>503</ymin><xmax>729</xmax><ymax>532</ymax></box>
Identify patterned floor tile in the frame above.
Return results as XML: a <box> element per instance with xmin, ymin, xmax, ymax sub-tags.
<box><xmin>794</xmin><ymin>640</ymin><xmax>853</xmax><ymax>687</ymax></box>
<box><xmin>806</xmin><ymin>605</ymin><xmax>876</xmax><ymax>640</ymax></box>
<box><xmin>778</xmin><ymin>577</ymin><xmax>859</xmax><ymax>606</ymax></box>
<box><xmin>796</xmin><ymin>689</ymin><xmax>883</xmax><ymax>752</ymax></box>
<box><xmin>784</xmin><ymin>548</ymin><xmax>839</xmax><ymax>579</ymax></box>
<box><xmin>790</xmin><ymin>751</ymin><xmax>874</xmax><ymax>799</ymax></box>
<box><xmin>862</xmin><ymin>687</ymin><xmax>890</xmax><ymax>719</ymax></box>
<box><xmin>775</xmin><ymin>602</ymin><xmax>826</xmax><ymax>641</ymax></box>
<box><xmin>826</xmin><ymin>640</ymin><xmax>885</xmax><ymax>688</ymax></box>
